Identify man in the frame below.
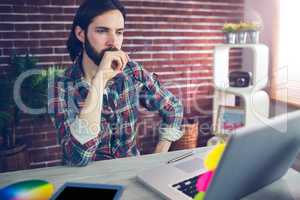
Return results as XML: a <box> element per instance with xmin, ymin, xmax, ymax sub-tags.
<box><xmin>49</xmin><ymin>0</ymin><xmax>183</xmax><ymax>166</ymax></box>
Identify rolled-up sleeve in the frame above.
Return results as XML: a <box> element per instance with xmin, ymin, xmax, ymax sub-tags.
<box><xmin>48</xmin><ymin>77</ymin><xmax>99</xmax><ymax>166</ymax></box>
<box><xmin>130</xmin><ymin>62</ymin><xmax>184</xmax><ymax>142</ymax></box>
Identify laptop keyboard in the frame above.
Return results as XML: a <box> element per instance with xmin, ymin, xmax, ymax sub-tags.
<box><xmin>172</xmin><ymin>175</ymin><xmax>199</xmax><ymax>198</ymax></box>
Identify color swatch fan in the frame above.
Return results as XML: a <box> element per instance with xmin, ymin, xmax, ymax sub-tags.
<box><xmin>0</xmin><ymin>180</ymin><xmax>54</xmax><ymax>200</ymax></box>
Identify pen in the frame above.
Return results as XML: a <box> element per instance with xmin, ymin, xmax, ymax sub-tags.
<box><xmin>167</xmin><ymin>151</ymin><xmax>194</xmax><ymax>164</ymax></box>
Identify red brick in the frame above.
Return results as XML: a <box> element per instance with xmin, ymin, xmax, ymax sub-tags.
<box><xmin>141</xmin><ymin>59</ymin><xmax>213</xmax><ymax>68</ymax></box>
<box><xmin>0</xmin><ymin>0</ymin><xmax>21</xmax><ymax>4</ymax></box>
<box><xmin>30</xmin><ymin>140</ymin><xmax>58</xmax><ymax>148</ymax></box>
<box><xmin>1</xmin><ymin>31</ymin><xmax>29</xmax><ymax>39</ymax></box>
<box><xmin>45</xmin><ymin>132</ymin><xmax>58</xmax><ymax>140</ymax></box>
<box><xmin>30</xmin><ymin>162</ymin><xmax>47</xmax><ymax>169</ymax></box>
<box><xmin>62</xmin><ymin>55</ymin><xmax>71</xmax><ymax>62</ymax></box>
<box><xmin>0</xmin><ymin>23</ymin><xmax>14</xmax><ymax>30</ymax></box>
<box><xmin>25</xmin><ymin>0</ymin><xmax>51</xmax><ymax>5</ymax></box>
<box><xmin>14</xmin><ymin>40</ymin><xmax>39</xmax><ymax>47</ymax></box>
<box><xmin>3</xmin><ymin>48</ymin><xmax>28</xmax><ymax>56</ymax></box>
<box><xmin>15</xmin><ymin>23</ymin><xmax>40</xmax><ymax>31</ymax></box>
<box><xmin>0</xmin><ymin>40</ymin><xmax>13</xmax><ymax>48</ymax></box>
<box><xmin>39</xmin><ymin>62</ymin><xmax>71</xmax><ymax>68</ymax></box>
<box><xmin>30</xmin><ymin>152</ymin><xmax>62</xmax><ymax>163</ymax></box>
<box><xmin>40</xmin><ymin>6</ymin><xmax>63</xmax><ymax>14</ymax></box>
<box><xmin>128</xmin><ymin>53</ymin><xmax>151</xmax><ymax>60</ymax></box>
<box><xmin>40</xmin><ymin>39</ymin><xmax>66</xmax><ymax>46</ymax></box>
<box><xmin>124</xmin><ymin>1</ymin><xmax>243</xmax><ymax>11</ymax></box>
<box><xmin>48</xmin><ymin>146</ymin><xmax>62</xmax><ymax>154</ymax></box>
<box><xmin>29</xmin><ymin>32</ymin><xmax>53</xmax><ymax>39</ymax></box>
<box><xmin>52</xmin><ymin>15</ymin><xmax>74</xmax><ymax>21</ymax></box>
<box><xmin>37</xmin><ymin>55</ymin><xmax>64</xmax><ymax>63</ymax></box>
<box><xmin>0</xmin><ymin>14</ymin><xmax>27</xmax><ymax>21</ymax></box>
<box><xmin>158</xmin><ymin>72</ymin><xmax>213</xmax><ymax>80</ymax></box>
<box><xmin>127</xmin><ymin>8</ymin><xmax>242</xmax><ymax>19</ymax></box>
<box><xmin>63</xmin><ymin>7</ymin><xmax>77</xmax><ymax>14</ymax></box>
<box><xmin>0</xmin><ymin>5</ymin><xmax>12</xmax><ymax>13</ymax></box>
<box><xmin>152</xmin><ymin>54</ymin><xmax>171</xmax><ymax>59</ymax></box>
<box><xmin>47</xmin><ymin>160</ymin><xmax>62</xmax><ymax>167</ymax></box>
<box><xmin>27</xmin><ymin>14</ymin><xmax>52</xmax><ymax>21</ymax></box>
<box><xmin>29</xmin><ymin>148</ymin><xmax>49</xmax><ymax>156</ymax></box>
<box><xmin>125</xmin><ymin>23</ymin><xmax>222</xmax><ymax>30</ymax></box>
<box><xmin>124</xmin><ymin>31</ymin><xmax>223</xmax><ymax>37</ymax></box>
<box><xmin>51</xmin><ymin>0</ymin><xmax>77</xmax><ymax>5</ymax></box>
<box><xmin>76</xmin><ymin>0</ymin><xmax>84</xmax><ymax>5</ymax></box>
<box><xmin>54</xmin><ymin>47</ymin><xmax>68</xmax><ymax>54</ymax></box>
<box><xmin>64</xmin><ymin>23</ymin><xmax>72</xmax><ymax>30</ymax></box>
<box><xmin>55</xmin><ymin>31</ymin><xmax>69</xmax><ymax>38</ymax></box>
<box><xmin>127</xmin><ymin>16</ymin><xmax>234</xmax><ymax>24</ymax></box>
<box><xmin>41</xmin><ymin>23</ymin><xmax>65</xmax><ymax>30</ymax></box>
<box><xmin>13</xmin><ymin>5</ymin><xmax>39</xmax><ymax>13</ymax></box>
<box><xmin>30</xmin><ymin>30</ymin><xmax>69</xmax><ymax>39</ymax></box>
<box><xmin>32</xmin><ymin>125</ymin><xmax>54</xmax><ymax>133</ymax></box>
<box><xmin>29</xmin><ymin>47</ymin><xmax>53</xmax><ymax>54</ymax></box>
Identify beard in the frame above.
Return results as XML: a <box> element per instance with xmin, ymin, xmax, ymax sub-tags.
<box><xmin>84</xmin><ymin>36</ymin><xmax>119</xmax><ymax>67</ymax></box>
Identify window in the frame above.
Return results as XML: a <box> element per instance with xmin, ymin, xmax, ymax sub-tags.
<box><xmin>272</xmin><ymin>0</ymin><xmax>300</xmax><ymax>106</ymax></box>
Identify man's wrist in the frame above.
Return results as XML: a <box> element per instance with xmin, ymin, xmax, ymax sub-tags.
<box><xmin>154</xmin><ymin>140</ymin><xmax>171</xmax><ymax>153</ymax></box>
<box><xmin>92</xmin><ymin>73</ymin><xmax>107</xmax><ymax>88</ymax></box>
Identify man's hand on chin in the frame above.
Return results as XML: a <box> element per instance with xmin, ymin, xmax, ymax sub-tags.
<box><xmin>154</xmin><ymin>140</ymin><xmax>171</xmax><ymax>153</ymax></box>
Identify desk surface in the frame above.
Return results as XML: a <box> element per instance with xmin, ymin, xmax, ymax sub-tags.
<box><xmin>0</xmin><ymin>147</ymin><xmax>299</xmax><ymax>200</ymax></box>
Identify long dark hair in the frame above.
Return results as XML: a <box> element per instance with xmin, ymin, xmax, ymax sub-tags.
<box><xmin>67</xmin><ymin>0</ymin><xmax>126</xmax><ymax>62</ymax></box>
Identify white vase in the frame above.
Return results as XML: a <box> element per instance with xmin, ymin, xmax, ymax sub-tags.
<box><xmin>225</xmin><ymin>32</ymin><xmax>237</xmax><ymax>44</ymax></box>
<box><xmin>237</xmin><ymin>31</ymin><xmax>248</xmax><ymax>44</ymax></box>
<box><xmin>248</xmin><ymin>31</ymin><xmax>260</xmax><ymax>43</ymax></box>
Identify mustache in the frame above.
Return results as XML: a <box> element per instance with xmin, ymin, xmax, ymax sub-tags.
<box><xmin>99</xmin><ymin>47</ymin><xmax>119</xmax><ymax>57</ymax></box>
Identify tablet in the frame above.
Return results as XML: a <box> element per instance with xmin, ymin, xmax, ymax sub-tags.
<box><xmin>50</xmin><ymin>182</ymin><xmax>123</xmax><ymax>200</ymax></box>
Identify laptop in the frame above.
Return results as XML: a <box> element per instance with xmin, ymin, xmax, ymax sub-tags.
<box><xmin>137</xmin><ymin>111</ymin><xmax>300</xmax><ymax>200</ymax></box>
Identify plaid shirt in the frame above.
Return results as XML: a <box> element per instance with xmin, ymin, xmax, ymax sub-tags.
<box><xmin>49</xmin><ymin>59</ymin><xmax>183</xmax><ymax>166</ymax></box>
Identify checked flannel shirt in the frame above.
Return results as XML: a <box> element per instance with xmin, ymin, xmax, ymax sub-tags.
<box><xmin>49</xmin><ymin>59</ymin><xmax>183</xmax><ymax>166</ymax></box>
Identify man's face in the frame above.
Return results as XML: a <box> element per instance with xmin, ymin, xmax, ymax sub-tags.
<box><xmin>83</xmin><ymin>9</ymin><xmax>125</xmax><ymax>65</ymax></box>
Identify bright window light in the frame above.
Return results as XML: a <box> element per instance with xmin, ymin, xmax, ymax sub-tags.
<box><xmin>279</xmin><ymin>1</ymin><xmax>300</xmax><ymax>81</ymax></box>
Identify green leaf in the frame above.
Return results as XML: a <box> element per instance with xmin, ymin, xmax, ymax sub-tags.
<box><xmin>0</xmin><ymin>112</ymin><xmax>12</xmax><ymax>121</ymax></box>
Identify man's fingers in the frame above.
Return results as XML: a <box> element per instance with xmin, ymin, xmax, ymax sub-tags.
<box><xmin>114</xmin><ymin>51</ymin><xmax>128</xmax><ymax>70</ymax></box>
<box><xmin>111</xmin><ymin>55</ymin><xmax>123</xmax><ymax>70</ymax></box>
<box><xmin>101</xmin><ymin>50</ymin><xmax>128</xmax><ymax>71</ymax></box>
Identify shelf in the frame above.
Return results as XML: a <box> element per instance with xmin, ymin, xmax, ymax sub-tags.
<box><xmin>215</xmin><ymin>86</ymin><xmax>262</xmax><ymax>97</ymax></box>
<box><xmin>213</xmin><ymin>44</ymin><xmax>269</xmax><ymax>90</ymax></box>
<box><xmin>212</xmin><ymin>44</ymin><xmax>270</xmax><ymax>132</ymax></box>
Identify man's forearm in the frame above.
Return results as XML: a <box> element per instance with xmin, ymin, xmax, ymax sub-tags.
<box><xmin>154</xmin><ymin>140</ymin><xmax>171</xmax><ymax>153</ymax></box>
<box><xmin>79</xmin><ymin>76</ymin><xmax>106</xmax><ymax>135</ymax></box>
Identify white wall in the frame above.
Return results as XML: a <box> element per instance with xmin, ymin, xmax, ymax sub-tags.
<box><xmin>243</xmin><ymin>1</ymin><xmax>300</xmax><ymax>172</ymax></box>
<box><xmin>244</xmin><ymin>0</ymin><xmax>276</xmax><ymax>48</ymax></box>
<box><xmin>242</xmin><ymin>0</ymin><xmax>277</xmax><ymax>75</ymax></box>
<box><xmin>242</xmin><ymin>0</ymin><xmax>294</xmax><ymax>117</ymax></box>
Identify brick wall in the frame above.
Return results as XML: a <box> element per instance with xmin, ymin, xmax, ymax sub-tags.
<box><xmin>0</xmin><ymin>0</ymin><xmax>244</xmax><ymax>170</ymax></box>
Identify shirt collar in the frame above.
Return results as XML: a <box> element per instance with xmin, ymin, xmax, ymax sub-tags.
<box><xmin>68</xmin><ymin>54</ymin><xmax>85</xmax><ymax>84</ymax></box>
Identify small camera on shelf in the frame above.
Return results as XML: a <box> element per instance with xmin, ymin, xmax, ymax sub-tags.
<box><xmin>229</xmin><ymin>71</ymin><xmax>251</xmax><ymax>87</ymax></box>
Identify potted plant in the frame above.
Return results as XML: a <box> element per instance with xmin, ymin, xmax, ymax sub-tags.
<box><xmin>237</xmin><ymin>22</ymin><xmax>249</xmax><ymax>44</ymax></box>
<box><xmin>223</xmin><ymin>23</ymin><xmax>239</xmax><ymax>44</ymax></box>
<box><xmin>0</xmin><ymin>52</ymin><xmax>64</xmax><ymax>172</ymax></box>
<box><xmin>244</xmin><ymin>22</ymin><xmax>261</xmax><ymax>43</ymax></box>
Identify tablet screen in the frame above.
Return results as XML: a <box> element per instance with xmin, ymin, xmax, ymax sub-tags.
<box><xmin>54</xmin><ymin>186</ymin><xmax>117</xmax><ymax>199</ymax></box>
<box><xmin>50</xmin><ymin>183</ymin><xmax>123</xmax><ymax>200</ymax></box>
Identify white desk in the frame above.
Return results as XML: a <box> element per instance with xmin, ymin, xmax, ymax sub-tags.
<box><xmin>0</xmin><ymin>147</ymin><xmax>299</xmax><ymax>200</ymax></box>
